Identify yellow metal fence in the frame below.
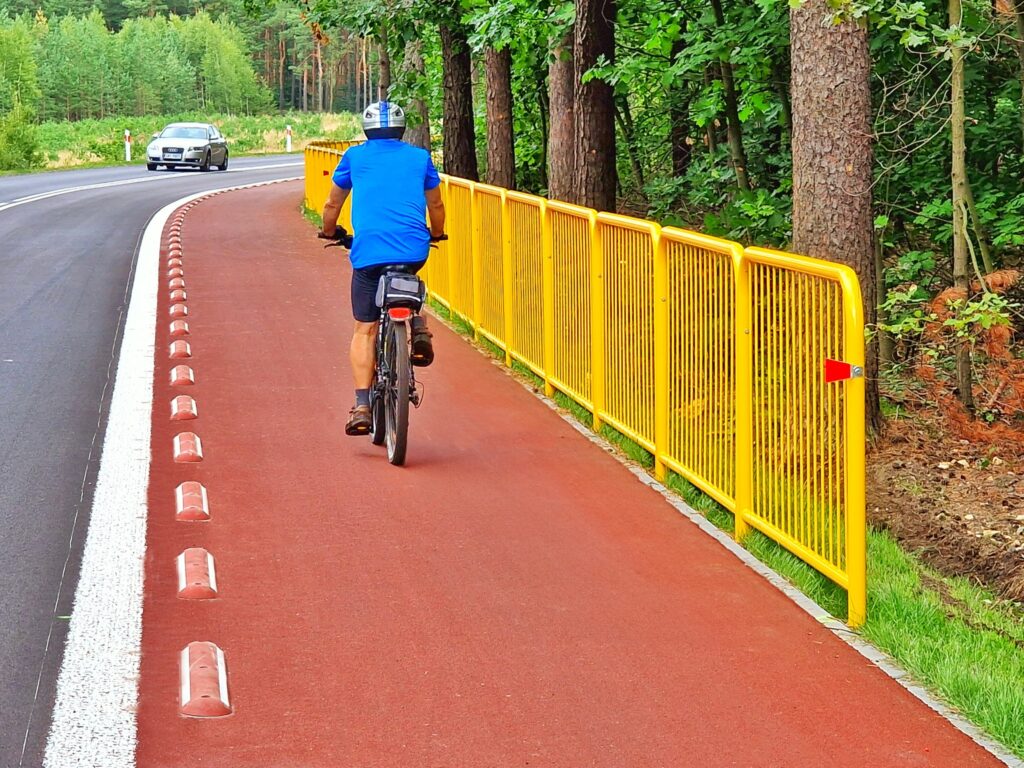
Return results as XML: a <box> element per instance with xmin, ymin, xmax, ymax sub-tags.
<box><xmin>304</xmin><ymin>142</ymin><xmax>867</xmax><ymax>626</ymax></box>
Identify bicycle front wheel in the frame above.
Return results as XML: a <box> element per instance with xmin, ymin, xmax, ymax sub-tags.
<box><xmin>385</xmin><ymin>321</ymin><xmax>410</xmax><ymax>465</ymax></box>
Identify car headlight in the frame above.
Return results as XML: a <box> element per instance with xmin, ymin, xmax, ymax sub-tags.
<box><xmin>188</xmin><ymin>145</ymin><xmax>205</xmax><ymax>152</ymax></box>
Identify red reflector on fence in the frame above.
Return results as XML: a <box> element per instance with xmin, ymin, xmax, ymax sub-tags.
<box><xmin>388</xmin><ymin>308</ymin><xmax>412</xmax><ymax>322</ymax></box>
<box><xmin>824</xmin><ymin>358</ymin><xmax>863</xmax><ymax>383</ymax></box>
<box><xmin>323</xmin><ymin>170</ymin><xmax>329</xmax><ymax>176</ymax></box>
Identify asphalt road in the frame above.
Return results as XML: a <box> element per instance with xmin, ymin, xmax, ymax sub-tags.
<box><xmin>0</xmin><ymin>156</ymin><xmax>306</xmax><ymax>767</ymax></box>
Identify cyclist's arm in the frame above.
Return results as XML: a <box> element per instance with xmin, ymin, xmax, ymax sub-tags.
<box><xmin>426</xmin><ymin>187</ymin><xmax>445</xmax><ymax>239</ymax></box>
<box><xmin>322</xmin><ymin>183</ymin><xmax>350</xmax><ymax>237</ymax></box>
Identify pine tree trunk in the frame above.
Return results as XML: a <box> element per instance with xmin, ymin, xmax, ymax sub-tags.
<box><xmin>669</xmin><ymin>32</ymin><xmax>691</xmax><ymax>178</ymax></box>
<box><xmin>485</xmin><ymin>46</ymin><xmax>515</xmax><ymax>188</ymax></box>
<box><xmin>403</xmin><ymin>36</ymin><xmax>431</xmax><ymax>150</ymax></box>
<box><xmin>950</xmin><ymin>0</ymin><xmax>975</xmax><ymax>414</ymax></box>
<box><xmin>790</xmin><ymin>0</ymin><xmax>881</xmax><ymax>434</ymax></box>
<box><xmin>573</xmin><ymin>0</ymin><xmax>616</xmax><ymax>212</ymax></box>
<box><xmin>548</xmin><ymin>30</ymin><xmax>575</xmax><ymax>201</ymax></box>
<box><xmin>439</xmin><ymin>22</ymin><xmax>479</xmax><ymax>180</ymax></box>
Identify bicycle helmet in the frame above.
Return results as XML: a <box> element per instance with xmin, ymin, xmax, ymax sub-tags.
<box><xmin>362</xmin><ymin>101</ymin><xmax>406</xmax><ymax>140</ymax></box>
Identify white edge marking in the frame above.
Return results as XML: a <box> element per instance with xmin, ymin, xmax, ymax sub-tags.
<box><xmin>176</xmin><ymin>553</ymin><xmax>186</xmax><ymax>593</ymax></box>
<box><xmin>44</xmin><ymin>177</ymin><xmax>299</xmax><ymax>768</ymax></box>
<box><xmin>206</xmin><ymin>552</ymin><xmax>218</xmax><ymax>593</ymax></box>
<box><xmin>215</xmin><ymin>646</ymin><xmax>229</xmax><ymax>709</ymax></box>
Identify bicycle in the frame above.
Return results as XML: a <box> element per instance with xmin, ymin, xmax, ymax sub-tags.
<box><xmin>322</xmin><ymin>227</ymin><xmax>445</xmax><ymax>466</ymax></box>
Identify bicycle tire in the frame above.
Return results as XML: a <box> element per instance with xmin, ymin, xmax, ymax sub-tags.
<box><xmin>385</xmin><ymin>321</ymin><xmax>410</xmax><ymax>465</ymax></box>
<box><xmin>370</xmin><ymin>378</ymin><xmax>386</xmax><ymax>446</ymax></box>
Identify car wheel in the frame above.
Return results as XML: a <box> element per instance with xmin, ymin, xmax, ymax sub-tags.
<box><xmin>217</xmin><ymin>151</ymin><xmax>228</xmax><ymax>171</ymax></box>
<box><xmin>147</xmin><ymin>163</ymin><xmax>157</xmax><ymax>171</ymax></box>
<box><xmin>200</xmin><ymin>151</ymin><xmax>211</xmax><ymax>172</ymax></box>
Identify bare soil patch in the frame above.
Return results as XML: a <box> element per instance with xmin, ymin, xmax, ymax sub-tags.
<box><xmin>868</xmin><ymin>413</ymin><xmax>1024</xmax><ymax>601</ymax></box>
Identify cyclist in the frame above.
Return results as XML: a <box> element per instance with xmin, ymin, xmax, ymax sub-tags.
<box><xmin>319</xmin><ymin>101</ymin><xmax>446</xmax><ymax>436</ymax></box>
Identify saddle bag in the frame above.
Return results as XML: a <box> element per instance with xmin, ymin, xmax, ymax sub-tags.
<box><xmin>375</xmin><ymin>272</ymin><xmax>426</xmax><ymax>311</ymax></box>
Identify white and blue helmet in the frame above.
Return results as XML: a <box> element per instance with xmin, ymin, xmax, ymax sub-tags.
<box><xmin>362</xmin><ymin>101</ymin><xmax>406</xmax><ymax>140</ymax></box>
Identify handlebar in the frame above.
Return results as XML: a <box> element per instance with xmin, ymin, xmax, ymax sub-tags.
<box><xmin>319</xmin><ymin>228</ymin><xmax>447</xmax><ymax>250</ymax></box>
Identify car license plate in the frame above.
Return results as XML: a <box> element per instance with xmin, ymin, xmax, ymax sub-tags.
<box><xmin>165</xmin><ymin>151</ymin><xmax>182</xmax><ymax>159</ymax></box>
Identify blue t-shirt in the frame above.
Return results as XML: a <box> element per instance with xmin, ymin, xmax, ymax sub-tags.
<box><xmin>332</xmin><ymin>139</ymin><xmax>441</xmax><ymax>269</ymax></box>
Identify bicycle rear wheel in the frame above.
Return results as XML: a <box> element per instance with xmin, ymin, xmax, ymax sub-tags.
<box><xmin>384</xmin><ymin>321</ymin><xmax>410</xmax><ymax>465</ymax></box>
<box><xmin>369</xmin><ymin>379</ymin><xmax>386</xmax><ymax>446</ymax></box>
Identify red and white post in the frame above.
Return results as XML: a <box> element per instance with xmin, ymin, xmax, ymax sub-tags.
<box><xmin>124</xmin><ymin>129</ymin><xmax>132</xmax><ymax>162</ymax></box>
<box><xmin>285</xmin><ymin>124</ymin><xmax>292</xmax><ymax>153</ymax></box>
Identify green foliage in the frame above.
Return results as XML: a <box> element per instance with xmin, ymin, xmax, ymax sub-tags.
<box><xmin>0</xmin><ymin>15</ymin><xmax>40</xmax><ymax>113</ymax></box>
<box><xmin>943</xmin><ymin>293</ymin><xmax>1016</xmax><ymax>338</ymax></box>
<box><xmin>30</xmin><ymin>110</ymin><xmax>360</xmax><ymax>168</ymax></box>
<box><xmin>703</xmin><ymin>188</ymin><xmax>792</xmax><ymax>245</ymax></box>
<box><xmin>878</xmin><ymin>285</ymin><xmax>936</xmax><ymax>341</ymax></box>
<box><xmin>0</xmin><ymin>93</ymin><xmax>40</xmax><ymax>169</ymax></box>
<box><xmin>0</xmin><ymin>9</ymin><xmax>271</xmax><ymax>121</ymax></box>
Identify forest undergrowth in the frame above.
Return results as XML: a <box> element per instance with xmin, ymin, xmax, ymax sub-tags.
<box><xmin>870</xmin><ymin>268</ymin><xmax>1024</xmax><ymax>605</ymax></box>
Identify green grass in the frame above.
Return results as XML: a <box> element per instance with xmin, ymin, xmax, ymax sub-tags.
<box><xmin>27</xmin><ymin>111</ymin><xmax>360</xmax><ymax>171</ymax></box>
<box><xmin>302</xmin><ymin>203</ymin><xmax>1024</xmax><ymax>760</ymax></box>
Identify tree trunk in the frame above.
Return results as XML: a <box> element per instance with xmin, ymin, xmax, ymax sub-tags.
<box><xmin>278</xmin><ymin>36</ymin><xmax>285</xmax><ymax>110</ymax></box>
<box><xmin>710</xmin><ymin>0</ymin><xmax>750</xmax><ymax>190</ymax></box>
<box><xmin>1014</xmin><ymin>1</ymin><xmax>1024</xmax><ymax>150</ymax></box>
<box><xmin>573</xmin><ymin>0</ymin><xmax>617</xmax><ymax>211</ymax></box>
<box><xmin>485</xmin><ymin>46</ymin><xmax>515</xmax><ymax>188</ymax></box>
<box><xmin>378</xmin><ymin>31</ymin><xmax>392</xmax><ymax>97</ymax></box>
<box><xmin>614</xmin><ymin>97</ymin><xmax>644</xmax><ymax>190</ymax></box>
<box><xmin>669</xmin><ymin>31</ymin><xmax>692</xmax><ymax>178</ymax></box>
<box><xmin>548</xmin><ymin>29</ymin><xmax>575</xmax><ymax>201</ymax></box>
<box><xmin>316</xmin><ymin>40</ymin><xmax>324</xmax><ymax>111</ymax></box>
<box><xmin>439</xmin><ymin>22</ymin><xmax>479</xmax><ymax>180</ymax></box>
<box><xmin>403</xmin><ymin>36</ymin><xmax>431</xmax><ymax>150</ymax></box>
<box><xmin>790</xmin><ymin>0</ymin><xmax>881</xmax><ymax>434</ymax></box>
<box><xmin>950</xmin><ymin>0</ymin><xmax>975</xmax><ymax>414</ymax></box>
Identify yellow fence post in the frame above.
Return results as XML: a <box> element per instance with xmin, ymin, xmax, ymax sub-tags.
<box><xmin>590</xmin><ymin>213</ymin><xmax>605</xmax><ymax>431</ymax></box>
<box><xmin>653</xmin><ymin>230</ymin><xmax>668</xmax><ymax>481</ymax></box>
<box><xmin>471</xmin><ymin>184</ymin><xmax>483</xmax><ymax>341</ymax></box>
<box><xmin>541</xmin><ymin>200</ymin><xmax>555</xmax><ymax>397</ymax></box>
<box><xmin>733</xmin><ymin>253</ymin><xmax>753</xmax><ymax>542</ymax></box>
<box><xmin>842</xmin><ymin>271</ymin><xmax>867</xmax><ymax>628</ymax></box>
<box><xmin>501</xmin><ymin>190</ymin><xmax>514</xmax><ymax>367</ymax></box>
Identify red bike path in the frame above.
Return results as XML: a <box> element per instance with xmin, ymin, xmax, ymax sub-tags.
<box><xmin>135</xmin><ymin>181</ymin><xmax>1002</xmax><ymax>767</ymax></box>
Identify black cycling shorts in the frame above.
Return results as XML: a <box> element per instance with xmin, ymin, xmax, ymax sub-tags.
<box><xmin>350</xmin><ymin>261</ymin><xmax>426</xmax><ymax>323</ymax></box>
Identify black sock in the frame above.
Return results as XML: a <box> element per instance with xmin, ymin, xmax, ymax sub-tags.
<box><xmin>355</xmin><ymin>388</ymin><xmax>370</xmax><ymax>407</ymax></box>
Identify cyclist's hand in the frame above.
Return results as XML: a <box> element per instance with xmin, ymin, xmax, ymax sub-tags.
<box><xmin>429</xmin><ymin>233</ymin><xmax>448</xmax><ymax>244</ymax></box>
<box><xmin>320</xmin><ymin>227</ymin><xmax>353</xmax><ymax>248</ymax></box>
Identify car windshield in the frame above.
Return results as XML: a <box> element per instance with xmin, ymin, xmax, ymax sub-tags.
<box><xmin>161</xmin><ymin>127</ymin><xmax>208</xmax><ymax>139</ymax></box>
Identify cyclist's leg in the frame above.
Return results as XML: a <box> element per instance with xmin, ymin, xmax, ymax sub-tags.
<box><xmin>346</xmin><ymin>267</ymin><xmax>382</xmax><ymax>435</ymax></box>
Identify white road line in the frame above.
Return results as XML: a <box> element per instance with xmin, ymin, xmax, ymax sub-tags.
<box><xmin>0</xmin><ymin>161</ymin><xmax>301</xmax><ymax>212</ymax></box>
<box><xmin>43</xmin><ymin>177</ymin><xmax>299</xmax><ymax>768</ymax></box>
